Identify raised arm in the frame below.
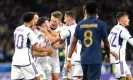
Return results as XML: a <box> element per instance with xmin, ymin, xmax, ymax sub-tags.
<box><xmin>32</xmin><ymin>50</ymin><xmax>52</xmax><ymax>57</ymax></box>
<box><xmin>38</xmin><ymin>26</ymin><xmax>61</xmax><ymax>43</ymax></box>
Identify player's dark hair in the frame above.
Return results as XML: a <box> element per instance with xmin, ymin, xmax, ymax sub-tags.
<box><xmin>116</xmin><ymin>12</ymin><xmax>129</xmax><ymax>20</ymax></box>
<box><xmin>32</xmin><ymin>12</ymin><xmax>38</xmax><ymax>15</ymax></box>
<box><xmin>36</xmin><ymin>17</ymin><xmax>49</xmax><ymax>26</ymax></box>
<box><xmin>84</xmin><ymin>1</ymin><xmax>98</xmax><ymax>15</ymax></box>
<box><xmin>65</xmin><ymin>11</ymin><xmax>76</xmax><ymax>20</ymax></box>
<box><xmin>22</xmin><ymin>12</ymin><xmax>34</xmax><ymax>23</ymax></box>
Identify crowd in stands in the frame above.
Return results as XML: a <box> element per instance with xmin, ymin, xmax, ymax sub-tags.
<box><xmin>0</xmin><ymin>0</ymin><xmax>133</xmax><ymax>62</ymax></box>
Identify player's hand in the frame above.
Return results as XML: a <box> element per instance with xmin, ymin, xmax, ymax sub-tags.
<box><xmin>38</xmin><ymin>26</ymin><xmax>47</xmax><ymax>33</ymax></box>
<box><xmin>65</xmin><ymin>61</ymin><xmax>71</xmax><ymax>72</ymax></box>
<box><xmin>104</xmin><ymin>55</ymin><xmax>110</xmax><ymax>63</ymax></box>
<box><xmin>110</xmin><ymin>51</ymin><xmax>118</xmax><ymax>60</ymax></box>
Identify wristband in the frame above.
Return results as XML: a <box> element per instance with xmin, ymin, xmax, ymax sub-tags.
<box><xmin>67</xmin><ymin>58</ymin><xmax>71</xmax><ymax>61</ymax></box>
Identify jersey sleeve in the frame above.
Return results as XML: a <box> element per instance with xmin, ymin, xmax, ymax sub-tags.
<box><xmin>100</xmin><ymin>22</ymin><xmax>108</xmax><ymax>38</ymax></box>
<box><xmin>28</xmin><ymin>29</ymin><xmax>38</xmax><ymax>45</ymax></box>
<box><xmin>120</xmin><ymin>29</ymin><xmax>132</xmax><ymax>40</ymax></box>
<box><xmin>74</xmin><ymin>24</ymin><xmax>80</xmax><ymax>39</ymax></box>
<box><xmin>59</xmin><ymin>27</ymin><xmax>71</xmax><ymax>40</ymax></box>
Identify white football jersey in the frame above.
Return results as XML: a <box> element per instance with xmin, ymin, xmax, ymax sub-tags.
<box><xmin>108</xmin><ymin>24</ymin><xmax>131</xmax><ymax>63</ymax></box>
<box><xmin>64</xmin><ymin>24</ymin><xmax>81</xmax><ymax>62</ymax></box>
<box><xmin>56</xmin><ymin>25</ymin><xmax>67</xmax><ymax>32</ymax></box>
<box><xmin>34</xmin><ymin>28</ymin><xmax>51</xmax><ymax>64</ymax></box>
<box><xmin>12</xmin><ymin>25</ymin><xmax>38</xmax><ymax>66</ymax></box>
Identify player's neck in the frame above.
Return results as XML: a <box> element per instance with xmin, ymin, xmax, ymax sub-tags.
<box><xmin>118</xmin><ymin>22</ymin><xmax>125</xmax><ymax>27</ymax></box>
<box><xmin>88</xmin><ymin>15</ymin><xmax>96</xmax><ymax>18</ymax></box>
<box><xmin>68</xmin><ymin>20</ymin><xmax>76</xmax><ymax>26</ymax></box>
<box><xmin>86</xmin><ymin>14</ymin><xmax>97</xmax><ymax>18</ymax></box>
<box><xmin>23</xmin><ymin>22</ymin><xmax>31</xmax><ymax>28</ymax></box>
<box><xmin>50</xmin><ymin>26</ymin><xmax>57</xmax><ymax>30</ymax></box>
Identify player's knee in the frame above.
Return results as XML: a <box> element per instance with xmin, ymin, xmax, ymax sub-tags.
<box><xmin>51</xmin><ymin>74</ymin><xmax>59</xmax><ymax>80</ymax></box>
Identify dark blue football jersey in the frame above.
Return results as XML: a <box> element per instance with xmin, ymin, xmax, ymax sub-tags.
<box><xmin>74</xmin><ymin>17</ymin><xmax>108</xmax><ymax>64</ymax></box>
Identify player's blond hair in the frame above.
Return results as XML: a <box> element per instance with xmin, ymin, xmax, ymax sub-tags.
<box><xmin>51</xmin><ymin>11</ymin><xmax>62</xmax><ymax>20</ymax></box>
<box><xmin>116</xmin><ymin>12</ymin><xmax>128</xmax><ymax>20</ymax></box>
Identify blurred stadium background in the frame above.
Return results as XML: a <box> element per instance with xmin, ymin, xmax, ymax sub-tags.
<box><xmin>0</xmin><ymin>0</ymin><xmax>133</xmax><ymax>80</ymax></box>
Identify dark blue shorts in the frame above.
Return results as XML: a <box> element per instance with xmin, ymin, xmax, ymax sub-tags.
<box><xmin>81</xmin><ymin>64</ymin><xmax>102</xmax><ymax>80</ymax></box>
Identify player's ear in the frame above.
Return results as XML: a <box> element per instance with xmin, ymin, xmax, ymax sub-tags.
<box><xmin>121</xmin><ymin>17</ymin><xmax>125</xmax><ymax>23</ymax></box>
<box><xmin>84</xmin><ymin>10</ymin><xmax>88</xmax><ymax>17</ymax></box>
<box><xmin>29</xmin><ymin>21</ymin><xmax>32</xmax><ymax>25</ymax></box>
<box><xmin>84</xmin><ymin>9</ymin><xmax>87</xmax><ymax>14</ymax></box>
<box><xmin>96</xmin><ymin>13</ymin><xmax>99</xmax><ymax>19</ymax></box>
<box><xmin>119</xmin><ymin>17</ymin><xmax>123</xmax><ymax>23</ymax></box>
<box><xmin>30</xmin><ymin>20</ymin><xmax>34</xmax><ymax>25</ymax></box>
<box><xmin>68</xmin><ymin>16</ymin><xmax>71</xmax><ymax>21</ymax></box>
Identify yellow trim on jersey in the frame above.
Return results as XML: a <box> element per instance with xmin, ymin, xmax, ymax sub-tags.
<box><xmin>83</xmin><ymin>30</ymin><xmax>93</xmax><ymax>47</ymax></box>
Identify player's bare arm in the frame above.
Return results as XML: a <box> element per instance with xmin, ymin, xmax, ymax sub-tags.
<box><xmin>74</xmin><ymin>44</ymin><xmax>77</xmax><ymax>53</ymax></box>
<box><xmin>52</xmin><ymin>40</ymin><xmax>65</xmax><ymax>49</ymax></box>
<box><xmin>39</xmin><ymin>26</ymin><xmax>65</xmax><ymax>49</ymax></box>
<box><xmin>32</xmin><ymin>50</ymin><xmax>52</xmax><ymax>57</ymax></box>
<box><xmin>48</xmin><ymin>28</ymin><xmax>59</xmax><ymax>37</ymax></box>
<box><xmin>52</xmin><ymin>43</ymin><xmax>65</xmax><ymax>49</ymax></box>
<box><xmin>32</xmin><ymin>44</ymin><xmax>53</xmax><ymax>54</ymax></box>
<box><xmin>101</xmin><ymin>41</ymin><xmax>118</xmax><ymax>60</ymax></box>
<box><xmin>39</xmin><ymin>26</ymin><xmax>61</xmax><ymax>43</ymax></box>
<box><xmin>109</xmin><ymin>50</ymin><xmax>118</xmax><ymax>60</ymax></box>
<box><xmin>102</xmin><ymin>38</ymin><xmax>110</xmax><ymax>62</ymax></box>
<box><xmin>32</xmin><ymin>51</ymin><xmax>51</xmax><ymax>57</ymax></box>
<box><xmin>46</xmin><ymin>30</ymin><xmax>61</xmax><ymax>43</ymax></box>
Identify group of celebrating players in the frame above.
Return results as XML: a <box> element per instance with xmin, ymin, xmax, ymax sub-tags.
<box><xmin>11</xmin><ymin>1</ymin><xmax>133</xmax><ymax>80</ymax></box>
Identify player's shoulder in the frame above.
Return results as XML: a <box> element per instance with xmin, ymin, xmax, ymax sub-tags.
<box><xmin>71</xmin><ymin>24</ymin><xmax>77</xmax><ymax>26</ymax></box>
<box><xmin>76</xmin><ymin>19</ymin><xmax>91</xmax><ymax>29</ymax></box>
<box><xmin>15</xmin><ymin>25</ymin><xmax>23</xmax><ymax>29</ymax></box>
<box><xmin>78</xmin><ymin>18</ymin><xmax>105</xmax><ymax>25</ymax></box>
<box><xmin>24</xmin><ymin>26</ymin><xmax>34</xmax><ymax>33</ymax></box>
<box><xmin>114</xmin><ymin>24</ymin><xmax>122</xmax><ymax>28</ymax></box>
<box><xmin>113</xmin><ymin>24</ymin><xmax>127</xmax><ymax>31</ymax></box>
<box><xmin>69</xmin><ymin>24</ymin><xmax>77</xmax><ymax>29</ymax></box>
<box><xmin>76</xmin><ymin>20</ymin><xmax>85</xmax><ymax>27</ymax></box>
<box><xmin>22</xmin><ymin>25</ymin><xmax>35</xmax><ymax>34</ymax></box>
<box><xmin>61</xmin><ymin>25</ymin><xmax>68</xmax><ymax>30</ymax></box>
<box><xmin>95</xmin><ymin>19</ymin><xmax>107</xmax><ymax>28</ymax></box>
<box><xmin>78</xmin><ymin>19</ymin><xmax>85</xmax><ymax>24</ymax></box>
<box><xmin>14</xmin><ymin>25</ymin><xmax>24</xmax><ymax>32</ymax></box>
